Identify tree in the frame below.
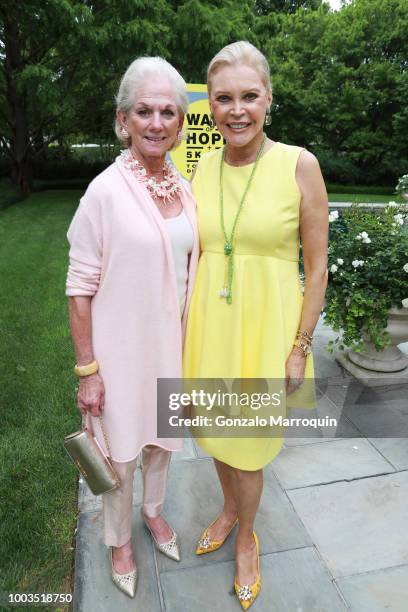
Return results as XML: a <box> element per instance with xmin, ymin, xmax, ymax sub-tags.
<box><xmin>0</xmin><ymin>0</ymin><xmax>173</xmax><ymax>196</ymax></box>
<box><xmin>327</xmin><ymin>0</ymin><xmax>408</xmax><ymax>183</ymax></box>
<box><xmin>261</xmin><ymin>0</ymin><xmax>408</xmax><ymax>184</ymax></box>
<box><xmin>0</xmin><ymin>1</ymin><xmax>88</xmax><ymax>195</ymax></box>
<box><xmin>169</xmin><ymin>0</ymin><xmax>257</xmax><ymax>82</ymax></box>
<box><xmin>255</xmin><ymin>0</ymin><xmax>322</xmax><ymax>14</ymax></box>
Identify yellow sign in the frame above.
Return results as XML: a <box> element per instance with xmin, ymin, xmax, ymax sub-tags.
<box><xmin>169</xmin><ymin>83</ymin><xmax>225</xmax><ymax>179</ymax></box>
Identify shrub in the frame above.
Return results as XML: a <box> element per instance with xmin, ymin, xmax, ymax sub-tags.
<box><xmin>324</xmin><ymin>204</ymin><xmax>408</xmax><ymax>352</ymax></box>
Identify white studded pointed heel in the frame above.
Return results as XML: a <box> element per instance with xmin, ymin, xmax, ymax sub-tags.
<box><xmin>110</xmin><ymin>547</ymin><xmax>138</xmax><ymax>598</ymax></box>
<box><xmin>141</xmin><ymin>510</ymin><xmax>180</xmax><ymax>562</ymax></box>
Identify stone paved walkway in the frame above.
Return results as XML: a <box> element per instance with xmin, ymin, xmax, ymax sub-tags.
<box><xmin>73</xmin><ymin>319</ymin><xmax>408</xmax><ymax>611</ymax></box>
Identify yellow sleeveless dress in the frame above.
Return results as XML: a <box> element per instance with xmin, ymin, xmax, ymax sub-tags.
<box><xmin>183</xmin><ymin>142</ymin><xmax>314</xmax><ymax>470</ymax></box>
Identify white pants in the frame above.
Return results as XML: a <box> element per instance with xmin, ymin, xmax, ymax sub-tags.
<box><xmin>102</xmin><ymin>445</ymin><xmax>171</xmax><ymax>547</ymax></box>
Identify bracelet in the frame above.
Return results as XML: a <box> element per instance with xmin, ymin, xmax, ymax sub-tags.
<box><xmin>74</xmin><ymin>360</ymin><xmax>99</xmax><ymax>377</ymax></box>
<box><xmin>296</xmin><ymin>329</ymin><xmax>313</xmax><ymax>343</ymax></box>
<box><xmin>293</xmin><ymin>339</ymin><xmax>311</xmax><ymax>357</ymax></box>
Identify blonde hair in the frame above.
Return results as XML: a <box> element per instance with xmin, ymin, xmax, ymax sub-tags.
<box><xmin>114</xmin><ymin>56</ymin><xmax>188</xmax><ymax>146</ymax></box>
<box><xmin>207</xmin><ymin>41</ymin><xmax>272</xmax><ymax>94</ymax></box>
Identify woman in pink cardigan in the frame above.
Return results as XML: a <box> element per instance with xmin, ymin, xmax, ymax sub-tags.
<box><xmin>66</xmin><ymin>57</ymin><xmax>198</xmax><ymax>598</ymax></box>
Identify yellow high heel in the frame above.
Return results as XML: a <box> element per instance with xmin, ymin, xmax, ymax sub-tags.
<box><xmin>234</xmin><ymin>532</ymin><xmax>261</xmax><ymax>610</ymax></box>
<box><xmin>195</xmin><ymin>515</ymin><xmax>238</xmax><ymax>555</ymax></box>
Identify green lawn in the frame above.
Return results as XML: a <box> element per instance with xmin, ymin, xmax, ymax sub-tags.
<box><xmin>328</xmin><ymin>192</ymin><xmax>399</xmax><ymax>203</ymax></box>
<box><xmin>0</xmin><ymin>191</ymin><xmax>82</xmax><ymax>607</ymax></box>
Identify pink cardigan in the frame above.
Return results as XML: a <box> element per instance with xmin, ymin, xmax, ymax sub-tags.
<box><xmin>66</xmin><ymin>158</ymin><xmax>199</xmax><ymax>462</ymax></box>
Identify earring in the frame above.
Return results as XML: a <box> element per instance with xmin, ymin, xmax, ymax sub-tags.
<box><xmin>264</xmin><ymin>110</ymin><xmax>272</xmax><ymax>126</ymax></box>
<box><xmin>170</xmin><ymin>129</ymin><xmax>183</xmax><ymax>151</ymax></box>
<box><xmin>120</xmin><ymin>126</ymin><xmax>129</xmax><ymax>138</ymax></box>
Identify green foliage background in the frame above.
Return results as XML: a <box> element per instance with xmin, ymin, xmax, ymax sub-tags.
<box><xmin>1</xmin><ymin>0</ymin><xmax>407</xmax><ymax>191</ymax></box>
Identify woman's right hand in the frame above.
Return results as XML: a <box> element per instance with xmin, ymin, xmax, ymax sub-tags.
<box><xmin>77</xmin><ymin>372</ymin><xmax>105</xmax><ymax>417</ymax></box>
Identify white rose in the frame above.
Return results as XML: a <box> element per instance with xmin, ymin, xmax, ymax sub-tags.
<box><xmin>404</xmin><ymin>263</ymin><xmax>408</xmax><ymax>273</ymax></box>
<box><xmin>330</xmin><ymin>264</ymin><xmax>338</xmax><ymax>273</ymax></box>
<box><xmin>402</xmin><ymin>298</ymin><xmax>408</xmax><ymax>308</ymax></box>
<box><xmin>329</xmin><ymin>211</ymin><xmax>339</xmax><ymax>223</ymax></box>
<box><xmin>352</xmin><ymin>260</ymin><xmax>360</xmax><ymax>268</ymax></box>
<box><xmin>337</xmin><ymin>258</ymin><xmax>344</xmax><ymax>265</ymax></box>
<box><xmin>358</xmin><ymin>260</ymin><xmax>365</xmax><ymax>266</ymax></box>
<box><xmin>356</xmin><ymin>231</ymin><xmax>371</xmax><ymax>244</ymax></box>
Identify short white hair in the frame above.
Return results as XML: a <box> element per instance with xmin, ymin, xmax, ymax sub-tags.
<box><xmin>207</xmin><ymin>41</ymin><xmax>272</xmax><ymax>94</ymax></box>
<box><xmin>114</xmin><ymin>56</ymin><xmax>188</xmax><ymax>146</ymax></box>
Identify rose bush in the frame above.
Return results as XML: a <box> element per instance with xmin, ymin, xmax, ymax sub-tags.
<box><xmin>324</xmin><ymin>203</ymin><xmax>408</xmax><ymax>352</ymax></box>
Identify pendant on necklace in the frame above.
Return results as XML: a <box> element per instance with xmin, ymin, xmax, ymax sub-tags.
<box><xmin>220</xmin><ymin>243</ymin><xmax>232</xmax><ymax>297</ymax></box>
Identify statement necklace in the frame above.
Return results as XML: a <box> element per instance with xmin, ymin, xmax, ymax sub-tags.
<box><xmin>120</xmin><ymin>148</ymin><xmax>181</xmax><ymax>205</ymax></box>
<box><xmin>219</xmin><ymin>134</ymin><xmax>266</xmax><ymax>304</ymax></box>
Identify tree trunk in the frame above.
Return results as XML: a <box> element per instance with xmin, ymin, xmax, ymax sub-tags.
<box><xmin>8</xmin><ymin>96</ymin><xmax>33</xmax><ymax>196</ymax></box>
<box><xmin>10</xmin><ymin>153</ymin><xmax>32</xmax><ymax>197</ymax></box>
<box><xmin>33</xmin><ymin>128</ymin><xmax>47</xmax><ymax>164</ymax></box>
<box><xmin>3</xmin><ymin>9</ymin><xmax>33</xmax><ymax>197</ymax></box>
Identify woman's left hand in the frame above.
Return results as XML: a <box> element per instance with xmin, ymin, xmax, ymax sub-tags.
<box><xmin>285</xmin><ymin>347</ymin><xmax>307</xmax><ymax>395</ymax></box>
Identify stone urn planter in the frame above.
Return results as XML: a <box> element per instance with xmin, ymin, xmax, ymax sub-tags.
<box><xmin>347</xmin><ymin>307</ymin><xmax>408</xmax><ymax>372</ymax></box>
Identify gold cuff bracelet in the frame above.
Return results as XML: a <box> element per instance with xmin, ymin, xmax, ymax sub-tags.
<box><xmin>74</xmin><ymin>360</ymin><xmax>99</xmax><ymax>377</ymax></box>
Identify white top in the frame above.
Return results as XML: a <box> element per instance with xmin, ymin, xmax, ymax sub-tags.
<box><xmin>164</xmin><ymin>210</ymin><xmax>194</xmax><ymax>315</ymax></box>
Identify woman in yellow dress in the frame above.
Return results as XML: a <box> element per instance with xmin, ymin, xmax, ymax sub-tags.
<box><xmin>183</xmin><ymin>41</ymin><xmax>328</xmax><ymax>609</ymax></box>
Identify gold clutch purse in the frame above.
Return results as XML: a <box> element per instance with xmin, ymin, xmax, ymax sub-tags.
<box><xmin>64</xmin><ymin>416</ymin><xmax>120</xmax><ymax>496</ymax></box>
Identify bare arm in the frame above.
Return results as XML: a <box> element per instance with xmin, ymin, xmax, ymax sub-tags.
<box><xmin>69</xmin><ymin>296</ymin><xmax>94</xmax><ymax>365</ymax></box>
<box><xmin>69</xmin><ymin>296</ymin><xmax>105</xmax><ymax>417</ymax></box>
<box><xmin>286</xmin><ymin>150</ymin><xmax>328</xmax><ymax>391</ymax></box>
<box><xmin>297</xmin><ymin>150</ymin><xmax>329</xmax><ymax>335</ymax></box>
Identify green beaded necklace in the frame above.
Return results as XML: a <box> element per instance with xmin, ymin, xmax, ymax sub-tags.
<box><xmin>219</xmin><ymin>133</ymin><xmax>267</xmax><ymax>304</ymax></box>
